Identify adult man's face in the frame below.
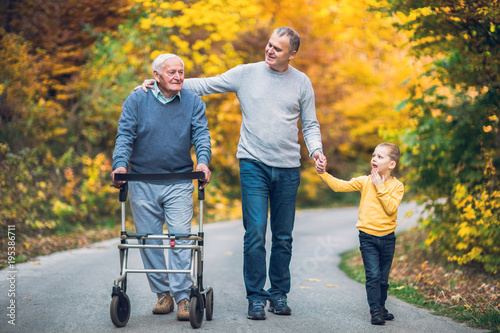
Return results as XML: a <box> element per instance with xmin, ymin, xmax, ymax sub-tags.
<box><xmin>265</xmin><ymin>32</ymin><xmax>296</xmax><ymax>72</ymax></box>
<box><xmin>153</xmin><ymin>58</ymin><xmax>184</xmax><ymax>98</ymax></box>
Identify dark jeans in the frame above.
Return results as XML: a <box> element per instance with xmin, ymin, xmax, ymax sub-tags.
<box><xmin>358</xmin><ymin>230</ymin><xmax>396</xmax><ymax>311</ymax></box>
<box><xmin>239</xmin><ymin>159</ymin><xmax>300</xmax><ymax>302</ymax></box>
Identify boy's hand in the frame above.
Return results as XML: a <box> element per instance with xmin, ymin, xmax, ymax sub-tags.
<box><xmin>133</xmin><ymin>79</ymin><xmax>156</xmax><ymax>92</ymax></box>
<box><xmin>314</xmin><ymin>151</ymin><xmax>327</xmax><ymax>174</ymax></box>
<box><xmin>371</xmin><ymin>168</ymin><xmax>385</xmax><ymax>186</ymax></box>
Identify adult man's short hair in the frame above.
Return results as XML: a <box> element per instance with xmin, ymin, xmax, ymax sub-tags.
<box><xmin>274</xmin><ymin>26</ymin><xmax>301</xmax><ymax>53</ymax></box>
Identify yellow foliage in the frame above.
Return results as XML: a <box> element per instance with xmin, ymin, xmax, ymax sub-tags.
<box><xmin>136</xmin><ymin>0</ymin><xmax>263</xmax><ymax>75</ymax></box>
<box><xmin>443</xmin><ymin>160</ymin><xmax>500</xmax><ymax>272</ymax></box>
<box><xmin>483</xmin><ymin>125</ymin><xmax>492</xmax><ymax>133</ymax></box>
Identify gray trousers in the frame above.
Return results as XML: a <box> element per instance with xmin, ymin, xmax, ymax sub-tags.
<box><xmin>129</xmin><ymin>181</ymin><xmax>194</xmax><ymax>302</ymax></box>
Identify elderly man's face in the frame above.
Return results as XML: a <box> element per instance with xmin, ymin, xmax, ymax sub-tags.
<box><xmin>154</xmin><ymin>58</ymin><xmax>184</xmax><ymax>98</ymax></box>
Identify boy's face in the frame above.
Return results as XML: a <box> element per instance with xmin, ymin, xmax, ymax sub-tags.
<box><xmin>371</xmin><ymin>146</ymin><xmax>396</xmax><ymax>175</ymax></box>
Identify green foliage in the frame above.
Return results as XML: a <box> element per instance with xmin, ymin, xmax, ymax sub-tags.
<box><xmin>340</xmin><ymin>242</ymin><xmax>500</xmax><ymax>331</ymax></box>
<box><xmin>0</xmin><ymin>0</ymin><xmax>130</xmax><ymax>245</ymax></box>
<box><xmin>374</xmin><ymin>0</ymin><xmax>500</xmax><ymax>273</ymax></box>
<box><xmin>424</xmin><ymin>171</ymin><xmax>500</xmax><ymax>274</ymax></box>
<box><xmin>0</xmin><ymin>143</ymin><xmax>118</xmax><ymax>238</ymax></box>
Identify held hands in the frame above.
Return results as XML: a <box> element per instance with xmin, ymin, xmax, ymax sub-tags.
<box><xmin>313</xmin><ymin>151</ymin><xmax>327</xmax><ymax>174</ymax></box>
<box><xmin>370</xmin><ymin>168</ymin><xmax>385</xmax><ymax>187</ymax></box>
<box><xmin>133</xmin><ymin>79</ymin><xmax>156</xmax><ymax>92</ymax></box>
<box><xmin>196</xmin><ymin>163</ymin><xmax>211</xmax><ymax>190</ymax></box>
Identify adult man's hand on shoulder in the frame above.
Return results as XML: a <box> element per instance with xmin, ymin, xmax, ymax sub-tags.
<box><xmin>133</xmin><ymin>79</ymin><xmax>156</xmax><ymax>92</ymax></box>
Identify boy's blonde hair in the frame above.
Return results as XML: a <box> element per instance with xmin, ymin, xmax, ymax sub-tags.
<box><xmin>377</xmin><ymin>143</ymin><xmax>400</xmax><ymax>164</ymax></box>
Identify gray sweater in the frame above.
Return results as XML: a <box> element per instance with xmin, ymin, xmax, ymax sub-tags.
<box><xmin>112</xmin><ymin>88</ymin><xmax>211</xmax><ymax>174</ymax></box>
<box><xmin>183</xmin><ymin>61</ymin><xmax>322</xmax><ymax>168</ymax></box>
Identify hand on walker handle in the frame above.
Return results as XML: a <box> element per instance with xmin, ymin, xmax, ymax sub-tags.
<box><xmin>196</xmin><ymin>163</ymin><xmax>211</xmax><ymax>190</ymax></box>
<box><xmin>111</xmin><ymin>167</ymin><xmax>127</xmax><ymax>188</ymax></box>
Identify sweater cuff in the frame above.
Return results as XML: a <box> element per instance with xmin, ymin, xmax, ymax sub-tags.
<box><xmin>112</xmin><ymin>161</ymin><xmax>128</xmax><ymax>171</ymax></box>
<box><xmin>196</xmin><ymin>154</ymin><xmax>210</xmax><ymax>167</ymax></box>
<box><xmin>310</xmin><ymin>148</ymin><xmax>323</xmax><ymax>158</ymax></box>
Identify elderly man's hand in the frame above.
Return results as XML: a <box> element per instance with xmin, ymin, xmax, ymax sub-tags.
<box><xmin>110</xmin><ymin>166</ymin><xmax>127</xmax><ymax>188</ymax></box>
<box><xmin>196</xmin><ymin>163</ymin><xmax>211</xmax><ymax>189</ymax></box>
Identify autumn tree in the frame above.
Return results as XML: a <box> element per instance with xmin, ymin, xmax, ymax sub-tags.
<box><xmin>2</xmin><ymin>0</ymin><xmax>420</xmax><ymax>259</ymax></box>
<box><xmin>251</xmin><ymin>0</ymin><xmax>415</xmax><ymax>206</ymax></box>
<box><xmin>373</xmin><ymin>0</ymin><xmax>500</xmax><ymax>273</ymax></box>
<box><xmin>0</xmin><ymin>0</ymin><xmax>132</xmax><ymax>244</ymax></box>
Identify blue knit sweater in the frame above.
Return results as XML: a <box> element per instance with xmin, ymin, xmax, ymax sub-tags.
<box><xmin>112</xmin><ymin>88</ymin><xmax>211</xmax><ymax>175</ymax></box>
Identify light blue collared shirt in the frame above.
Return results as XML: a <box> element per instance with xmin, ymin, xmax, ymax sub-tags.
<box><xmin>152</xmin><ymin>81</ymin><xmax>181</xmax><ymax>104</ymax></box>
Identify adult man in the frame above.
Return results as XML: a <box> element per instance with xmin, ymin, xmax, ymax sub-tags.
<box><xmin>140</xmin><ymin>27</ymin><xmax>326</xmax><ymax>320</ymax></box>
<box><xmin>112</xmin><ymin>54</ymin><xmax>211</xmax><ymax>321</ymax></box>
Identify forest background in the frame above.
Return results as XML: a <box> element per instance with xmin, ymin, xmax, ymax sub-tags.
<box><xmin>0</xmin><ymin>0</ymin><xmax>499</xmax><ymax>278</ymax></box>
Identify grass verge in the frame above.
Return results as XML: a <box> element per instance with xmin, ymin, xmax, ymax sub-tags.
<box><xmin>339</xmin><ymin>228</ymin><xmax>500</xmax><ymax>332</ymax></box>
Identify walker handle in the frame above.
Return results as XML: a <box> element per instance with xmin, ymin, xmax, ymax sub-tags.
<box><xmin>198</xmin><ymin>182</ymin><xmax>205</xmax><ymax>201</ymax></box>
<box><xmin>119</xmin><ymin>182</ymin><xmax>128</xmax><ymax>202</ymax></box>
<box><xmin>114</xmin><ymin>172</ymin><xmax>206</xmax><ymax>202</ymax></box>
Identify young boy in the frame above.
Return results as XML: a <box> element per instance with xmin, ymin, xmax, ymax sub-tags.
<box><xmin>315</xmin><ymin>143</ymin><xmax>404</xmax><ymax>325</ymax></box>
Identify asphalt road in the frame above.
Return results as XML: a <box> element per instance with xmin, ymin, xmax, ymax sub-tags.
<box><xmin>0</xmin><ymin>202</ymin><xmax>488</xmax><ymax>332</ymax></box>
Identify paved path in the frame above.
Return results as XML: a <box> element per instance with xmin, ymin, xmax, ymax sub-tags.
<box><xmin>0</xmin><ymin>202</ymin><xmax>487</xmax><ymax>332</ymax></box>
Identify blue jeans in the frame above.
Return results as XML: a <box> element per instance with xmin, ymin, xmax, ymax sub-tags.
<box><xmin>239</xmin><ymin>159</ymin><xmax>300</xmax><ymax>302</ymax></box>
<box><xmin>358</xmin><ymin>231</ymin><xmax>396</xmax><ymax>311</ymax></box>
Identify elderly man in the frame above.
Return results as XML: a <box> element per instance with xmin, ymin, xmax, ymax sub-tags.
<box><xmin>112</xmin><ymin>54</ymin><xmax>211</xmax><ymax>321</ymax></box>
<box><xmin>139</xmin><ymin>27</ymin><xmax>326</xmax><ymax>320</ymax></box>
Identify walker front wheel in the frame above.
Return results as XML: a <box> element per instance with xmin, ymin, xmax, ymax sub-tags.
<box><xmin>189</xmin><ymin>295</ymin><xmax>203</xmax><ymax>328</ymax></box>
<box><xmin>110</xmin><ymin>293</ymin><xmax>130</xmax><ymax>327</ymax></box>
<box><xmin>205</xmin><ymin>288</ymin><xmax>214</xmax><ymax>321</ymax></box>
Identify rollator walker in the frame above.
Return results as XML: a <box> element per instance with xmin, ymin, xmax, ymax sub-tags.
<box><xmin>110</xmin><ymin>172</ymin><xmax>213</xmax><ymax>329</ymax></box>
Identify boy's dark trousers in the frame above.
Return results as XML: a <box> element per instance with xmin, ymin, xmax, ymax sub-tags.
<box><xmin>358</xmin><ymin>231</ymin><xmax>396</xmax><ymax>311</ymax></box>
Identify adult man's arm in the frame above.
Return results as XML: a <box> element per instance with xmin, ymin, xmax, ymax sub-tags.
<box><xmin>138</xmin><ymin>65</ymin><xmax>243</xmax><ymax>96</ymax></box>
<box><xmin>299</xmin><ymin>77</ymin><xmax>324</xmax><ymax>160</ymax></box>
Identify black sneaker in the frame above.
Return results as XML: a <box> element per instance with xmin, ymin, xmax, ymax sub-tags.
<box><xmin>370</xmin><ymin>306</ymin><xmax>385</xmax><ymax>325</ymax></box>
<box><xmin>247</xmin><ymin>300</ymin><xmax>266</xmax><ymax>320</ymax></box>
<box><xmin>382</xmin><ymin>307</ymin><xmax>395</xmax><ymax>321</ymax></box>
<box><xmin>268</xmin><ymin>296</ymin><xmax>291</xmax><ymax>315</ymax></box>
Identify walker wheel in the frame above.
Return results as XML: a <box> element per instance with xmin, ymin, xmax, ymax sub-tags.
<box><xmin>205</xmin><ymin>288</ymin><xmax>214</xmax><ymax>321</ymax></box>
<box><xmin>110</xmin><ymin>294</ymin><xmax>131</xmax><ymax>327</ymax></box>
<box><xmin>189</xmin><ymin>295</ymin><xmax>204</xmax><ymax>328</ymax></box>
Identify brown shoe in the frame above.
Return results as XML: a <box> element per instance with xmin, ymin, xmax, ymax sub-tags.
<box><xmin>177</xmin><ymin>298</ymin><xmax>190</xmax><ymax>321</ymax></box>
<box><xmin>153</xmin><ymin>294</ymin><xmax>174</xmax><ymax>314</ymax></box>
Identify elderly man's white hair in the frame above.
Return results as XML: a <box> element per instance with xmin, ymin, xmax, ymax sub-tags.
<box><xmin>151</xmin><ymin>54</ymin><xmax>184</xmax><ymax>74</ymax></box>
